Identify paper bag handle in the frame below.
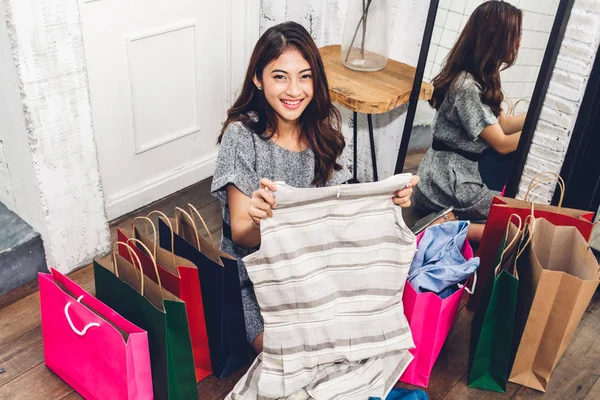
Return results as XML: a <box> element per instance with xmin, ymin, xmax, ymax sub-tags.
<box><xmin>146</xmin><ymin>211</ymin><xmax>177</xmax><ymax>267</ymax></box>
<box><xmin>64</xmin><ymin>295</ymin><xmax>100</xmax><ymax>336</ymax></box>
<box><xmin>525</xmin><ymin>177</ymin><xmax>565</xmax><ymax>207</ymax></box>
<box><xmin>510</xmin><ymin>214</ymin><xmax>537</xmax><ymax>278</ymax></box>
<box><xmin>112</xmin><ymin>242</ymin><xmax>144</xmax><ymax>295</ymax></box>
<box><xmin>175</xmin><ymin>207</ymin><xmax>201</xmax><ymax>251</ymax></box>
<box><xmin>502</xmin><ymin>97</ymin><xmax>514</xmax><ymax>116</ymax></box>
<box><xmin>524</xmin><ymin>172</ymin><xmax>565</xmax><ymax>210</ymax></box>
<box><xmin>132</xmin><ymin>216</ymin><xmax>158</xmax><ymax>259</ymax></box>
<box><xmin>494</xmin><ymin>214</ymin><xmax>523</xmax><ymax>278</ymax></box>
<box><xmin>188</xmin><ymin>203</ymin><xmax>216</xmax><ymax>249</ymax></box>
<box><xmin>458</xmin><ymin>271</ymin><xmax>477</xmax><ymax>294</ymax></box>
<box><xmin>526</xmin><ymin>171</ymin><xmax>565</xmax><ymax>194</ymax></box>
<box><xmin>125</xmin><ymin>238</ymin><xmax>164</xmax><ymax>299</ymax></box>
<box><xmin>512</xmin><ymin>98</ymin><xmax>530</xmax><ymax>115</ymax></box>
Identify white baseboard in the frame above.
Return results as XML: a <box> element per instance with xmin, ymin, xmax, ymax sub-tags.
<box><xmin>105</xmin><ymin>151</ymin><xmax>218</xmax><ymax>221</ymax></box>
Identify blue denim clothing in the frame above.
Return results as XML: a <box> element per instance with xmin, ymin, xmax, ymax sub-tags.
<box><xmin>408</xmin><ymin>221</ymin><xmax>480</xmax><ymax>299</ymax></box>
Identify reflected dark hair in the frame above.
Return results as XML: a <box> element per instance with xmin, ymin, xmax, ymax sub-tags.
<box><xmin>429</xmin><ymin>1</ymin><xmax>522</xmax><ymax>116</ymax></box>
<box><xmin>218</xmin><ymin>21</ymin><xmax>345</xmax><ymax>187</ymax></box>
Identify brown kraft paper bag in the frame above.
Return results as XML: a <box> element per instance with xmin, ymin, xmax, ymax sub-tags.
<box><xmin>508</xmin><ymin>217</ymin><xmax>600</xmax><ymax>392</ymax></box>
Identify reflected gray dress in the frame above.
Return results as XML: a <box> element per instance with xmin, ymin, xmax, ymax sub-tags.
<box><xmin>412</xmin><ymin>72</ymin><xmax>501</xmax><ymax>221</ymax></box>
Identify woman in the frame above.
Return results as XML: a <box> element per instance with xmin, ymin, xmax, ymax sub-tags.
<box><xmin>412</xmin><ymin>1</ymin><xmax>525</xmax><ymax>241</ymax></box>
<box><xmin>211</xmin><ymin>21</ymin><xmax>417</xmax><ymax>353</ymax></box>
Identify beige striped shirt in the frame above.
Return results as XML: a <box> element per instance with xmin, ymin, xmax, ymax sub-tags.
<box><xmin>227</xmin><ymin>174</ymin><xmax>417</xmax><ymax>399</ymax></box>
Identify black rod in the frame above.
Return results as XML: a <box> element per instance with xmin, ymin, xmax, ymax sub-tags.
<box><xmin>504</xmin><ymin>0</ymin><xmax>576</xmax><ymax>197</ymax></box>
<box><xmin>393</xmin><ymin>0</ymin><xmax>440</xmax><ymax>174</ymax></box>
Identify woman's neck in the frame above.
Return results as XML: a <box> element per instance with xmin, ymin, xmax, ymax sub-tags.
<box><xmin>272</xmin><ymin>117</ymin><xmax>306</xmax><ymax>152</ymax></box>
<box><xmin>276</xmin><ymin>117</ymin><xmax>301</xmax><ymax>139</ymax></box>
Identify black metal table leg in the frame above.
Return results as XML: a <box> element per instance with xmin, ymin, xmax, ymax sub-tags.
<box><xmin>353</xmin><ymin>111</ymin><xmax>358</xmax><ymax>182</ymax></box>
<box><xmin>367</xmin><ymin>114</ymin><xmax>378</xmax><ymax>181</ymax></box>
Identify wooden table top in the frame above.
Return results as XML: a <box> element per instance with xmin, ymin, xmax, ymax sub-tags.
<box><xmin>319</xmin><ymin>45</ymin><xmax>434</xmax><ymax>115</ymax></box>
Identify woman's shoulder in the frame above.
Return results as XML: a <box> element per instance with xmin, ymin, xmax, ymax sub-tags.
<box><xmin>222</xmin><ymin>120</ymin><xmax>255</xmax><ymax>139</ymax></box>
<box><xmin>451</xmin><ymin>72</ymin><xmax>482</xmax><ymax>95</ymax></box>
<box><xmin>220</xmin><ymin>120</ymin><xmax>260</xmax><ymax>150</ymax></box>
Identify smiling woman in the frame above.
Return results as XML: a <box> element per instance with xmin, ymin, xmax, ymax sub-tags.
<box><xmin>254</xmin><ymin>53</ymin><xmax>314</xmax><ymax>124</ymax></box>
<box><xmin>210</xmin><ymin>21</ymin><xmax>417</xmax><ymax>355</ymax></box>
<box><xmin>252</xmin><ymin>51</ymin><xmax>314</xmax><ymax>152</ymax></box>
<box><xmin>218</xmin><ymin>21</ymin><xmax>346</xmax><ymax>187</ymax></box>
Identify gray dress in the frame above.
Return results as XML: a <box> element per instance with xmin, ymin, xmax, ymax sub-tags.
<box><xmin>211</xmin><ymin>121</ymin><xmax>352</xmax><ymax>345</ymax></box>
<box><xmin>412</xmin><ymin>72</ymin><xmax>500</xmax><ymax>221</ymax></box>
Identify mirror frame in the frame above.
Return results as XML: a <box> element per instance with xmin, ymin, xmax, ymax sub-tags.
<box><xmin>394</xmin><ymin>0</ymin><xmax>576</xmax><ymax>199</ymax></box>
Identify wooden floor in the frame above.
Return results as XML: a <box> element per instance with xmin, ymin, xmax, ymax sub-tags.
<box><xmin>1</xmin><ymin>168</ymin><xmax>599</xmax><ymax>399</ymax></box>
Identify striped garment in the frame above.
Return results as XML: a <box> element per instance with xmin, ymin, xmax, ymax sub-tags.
<box><xmin>227</xmin><ymin>174</ymin><xmax>417</xmax><ymax>399</ymax></box>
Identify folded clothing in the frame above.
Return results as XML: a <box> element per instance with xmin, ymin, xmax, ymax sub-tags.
<box><xmin>408</xmin><ymin>221</ymin><xmax>480</xmax><ymax>298</ymax></box>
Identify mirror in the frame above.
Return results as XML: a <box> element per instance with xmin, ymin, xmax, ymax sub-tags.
<box><xmin>395</xmin><ymin>0</ymin><xmax>571</xmax><ymax>223</ymax></box>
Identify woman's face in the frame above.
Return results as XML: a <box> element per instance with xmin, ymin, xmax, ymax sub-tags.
<box><xmin>255</xmin><ymin>48</ymin><xmax>314</xmax><ymax>126</ymax></box>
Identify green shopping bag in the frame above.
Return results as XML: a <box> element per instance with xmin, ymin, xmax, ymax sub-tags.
<box><xmin>94</xmin><ymin>240</ymin><xmax>198</xmax><ymax>400</ymax></box>
<box><xmin>468</xmin><ymin>214</ymin><xmax>531</xmax><ymax>392</ymax></box>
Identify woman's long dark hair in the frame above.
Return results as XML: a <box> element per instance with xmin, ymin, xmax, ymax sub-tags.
<box><xmin>219</xmin><ymin>21</ymin><xmax>345</xmax><ymax>187</ymax></box>
<box><xmin>429</xmin><ymin>1</ymin><xmax>522</xmax><ymax>116</ymax></box>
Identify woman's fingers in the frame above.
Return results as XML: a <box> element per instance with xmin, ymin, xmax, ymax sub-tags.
<box><xmin>393</xmin><ymin>175</ymin><xmax>418</xmax><ymax>208</ymax></box>
<box><xmin>249</xmin><ymin>178</ymin><xmax>278</xmax><ymax>224</ymax></box>
<box><xmin>249</xmin><ymin>208</ymin><xmax>269</xmax><ymax>224</ymax></box>
<box><xmin>393</xmin><ymin>196</ymin><xmax>412</xmax><ymax>207</ymax></box>
<box><xmin>256</xmin><ymin>188</ymin><xmax>277</xmax><ymax>208</ymax></box>
<box><xmin>260</xmin><ymin>178</ymin><xmax>277</xmax><ymax>192</ymax></box>
<box><xmin>253</xmin><ymin>199</ymin><xmax>274</xmax><ymax>217</ymax></box>
<box><xmin>394</xmin><ymin>188</ymin><xmax>413</xmax><ymax>199</ymax></box>
<box><xmin>258</xmin><ymin>179</ymin><xmax>277</xmax><ymax>208</ymax></box>
<box><xmin>408</xmin><ymin>175</ymin><xmax>420</xmax><ymax>187</ymax></box>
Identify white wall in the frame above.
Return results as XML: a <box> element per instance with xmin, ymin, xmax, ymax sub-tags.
<box><xmin>260</xmin><ymin>0</ymin><xmax>430</xmax><ymax>181</ymax></box>
<box><xmin>1</xmin><ymin>0</ymin><xmax>110</xmax><ymax>273</ymax></box>
<box><xmin>0</xmin><ymin>140</ymin><xmax>9</xmax><ymax>206</ymax></box>
<box><xmin>0</xmin><ymin>0</ymin><xmax>45</xmax><ymax>233</ymax></box>
<box><xmin>518</xmin><ymin>0</ymin><xmax>600</xmax><ymax>203</ymax></box>
<box><xmin>504</xmin><ymin>0</ymin><xmax>560</xmax><ymax>113</ymax></box>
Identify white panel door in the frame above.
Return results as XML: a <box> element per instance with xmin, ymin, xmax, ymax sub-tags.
<box><xmin>80</xmin><ymin>0</ymin><xmax>257</xmax><ymax>220</ymax></box>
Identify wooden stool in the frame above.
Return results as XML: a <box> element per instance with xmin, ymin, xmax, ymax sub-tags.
<box><xmin>319</xmin><ymin>45</ymin><xmax>433</xmax><ymax>181</ymax></box>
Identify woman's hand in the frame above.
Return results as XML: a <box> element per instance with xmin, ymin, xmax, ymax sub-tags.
<box><xmin>393</xmin><ymin>175</ymin><xmax>419</xmax><ymax>207</ymax></box>
<box><xmin>249</xmin><ymin>178</ymin><xmax>277</xmax><ymax>226</ymax></box>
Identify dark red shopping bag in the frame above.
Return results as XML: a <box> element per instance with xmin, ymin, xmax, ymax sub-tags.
<box><xmin>468</xmin><ymin>173</ymin><xmax>595</xmax><ymax>310</ymax></box>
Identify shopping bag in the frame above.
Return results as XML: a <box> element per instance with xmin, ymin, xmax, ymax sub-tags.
<box><xmin>117</xmin><ymin>212</ymin><xmax>212</xmax><ymax>382</ymax></box>
<box><xmin>158</xmin><ymin>206</ymin><xmax>248</xmax><ymax>378</ymax></box>
<box><xmin>468</xmin><ymin>172</ymin><xmax>595</xmax><ymax>310</ymax></box>
<box><xmin>94</xmin><ymin>241</ymin><xmax>198</xmax><ymax>400</ymax></box>
<box><xmin>468</xmin><ymin>214</ymin><xmax>529</xmax><ymax>392</ymax></box>
<box><xmin>40</xmin><ymin>267</ymin><xmax>153</xmax><ymax>400</ymax></box>
<box><xmin>399</xmin><ymin>226</ymin><xmax>476</xmax><ymax>387</ymax></box>
<box><xmin>508</xmin><ymin>218</ymin><xmax>600</xmax><ymax>392</ymax></box>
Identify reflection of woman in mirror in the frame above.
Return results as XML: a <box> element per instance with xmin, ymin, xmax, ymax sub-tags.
<box><xmin>412</xmin><ymin>1</ymin><xmax>524</xmax><ymax>241</ymax></box>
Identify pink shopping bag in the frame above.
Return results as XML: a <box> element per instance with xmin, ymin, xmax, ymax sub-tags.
<box><xmin>40</xmin><ymin>268</ymin><xmax>154</xmax><ymax>399</ymax></box>
<box><xmin>399</xmin><ymin>230</ymin><xmax>475</xmax><ymax>388</ymax></box>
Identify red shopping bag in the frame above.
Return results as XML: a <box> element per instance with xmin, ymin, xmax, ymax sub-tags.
<box><xmin>399</xmin><ymin>229</ymin><xmax>476</xmax><ymax>387</ymax></box>
<box><xmin>468</xmin><ymin>173</ymin><xmax>595</xmax><ymax>310</ymax></box>
<box><xmin>118</xmin><ymin>211</ymin><xmax>212</xmax><ymax>382</ymax></box>
<box><xmin>40</xmin><ymin>268</ymin><xmax>153</xmax><ymax>399</ymax></box>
